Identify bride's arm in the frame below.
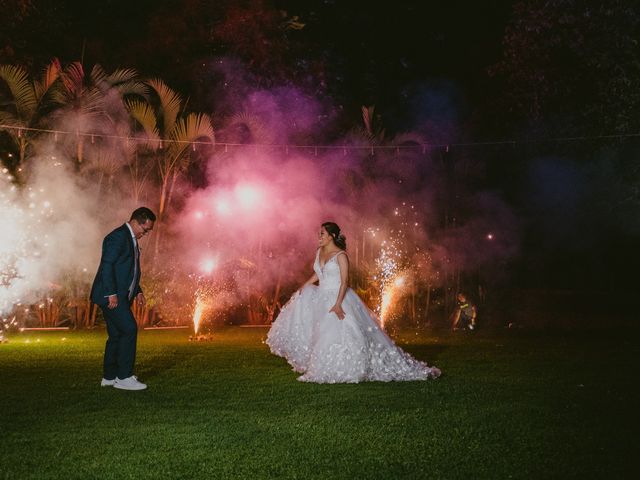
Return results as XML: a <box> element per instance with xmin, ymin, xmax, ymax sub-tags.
<box><xmin>330</xmin><ymin>253</ymin><xmax>349</xmax><ymax>320</ymax></box>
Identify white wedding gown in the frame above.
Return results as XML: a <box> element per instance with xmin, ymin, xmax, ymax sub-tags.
<box><xmin>266</xmin><ymin>250</ymin><xmax>441</xmax><ymax>383</ymax></box>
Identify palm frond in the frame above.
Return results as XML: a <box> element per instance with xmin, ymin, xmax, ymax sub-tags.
<box><xmin>228</xmin><ymin>111</ymin><xmax>274</xmax><ymax>144</ymax></box>
<box><xmin>107</xmin><ymin>68</ymin><xmax>147</xmax><ymax>98</ymax></box>
<box><xmin>33</xmin><ymin>58</ymin><xmax>62</xmax><ymax>103</ymax></box>
<box><xmin>60</xmin><ymin>62</ymin><xmax>86</xmax><ymax>100</ymax></box>
<box><xmin>168</xmin><ymin>112</ymin><xmax>214</xmax><ymax>160</ymax></box>
<box><xmin>77</xmin><ymin>87</ymin><xmax>106</xmax><ymax>117</ymax></box>
<box><xmin>125</xmin><ymin>99</ymin><xmax>160</xmax><ymax>146</ymax></box>
<box><xmin>147</xmin><ymin>78</ymin><xmax>182</xmax><ymax>136</ymax></box>
<box><xmin>90</xmin><ymin>147</ymin><xmax>125</xmax><ymax>176</ymax></box>
<box><xmin>89</xmin><ymin>64</ymin><xmax>108</xmax><ymax>86</ymax></box>
<box><xmin>0</xmin><ymin>110</ymin><xmax>20</xmax><ymax>127</ymax></box>
<box><xmin>0</xmin><ymin>64</ymin><xmax>37</xmax><ymax>120</ymax></box>
<box><xmin>106</xmin><ymin>68</ymin><xmax>138</xmax><ymax>86</ymax></box>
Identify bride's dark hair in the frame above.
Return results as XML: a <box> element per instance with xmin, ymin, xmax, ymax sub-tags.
<box><xmin>322</xmin><ymin>222</ymin><xmax>347</xmax><ymax>250</ymax></box>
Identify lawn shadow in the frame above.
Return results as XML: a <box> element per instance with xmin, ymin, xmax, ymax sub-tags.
<box><xmin>404</xmin><ymin>342</ymin><xmax>449</xmax><ymax>364</ymax></box>
<box><xmin>137</xmin><ymin>349</ymin><xmax>189</xmax><ymax>379</ymax></box>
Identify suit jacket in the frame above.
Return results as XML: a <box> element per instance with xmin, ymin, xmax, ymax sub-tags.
<box><xmin>90</xmin><ymin>224</ymin><xmax>142</xmax><ymax>306</ymax></box>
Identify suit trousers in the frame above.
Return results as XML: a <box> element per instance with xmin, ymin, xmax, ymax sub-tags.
<box><xmin>101</xmin><ymin>298</ymin><xmax>138</xmax><ymax>380</ymax></box>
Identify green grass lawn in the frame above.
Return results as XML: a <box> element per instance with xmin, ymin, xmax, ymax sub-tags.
<box><xmin>0</xmin><ymin>326</ymin><xmax>636</xmax><ymax>479</ymax></box>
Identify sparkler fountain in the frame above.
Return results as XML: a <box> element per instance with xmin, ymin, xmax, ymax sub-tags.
<box><xmin>188</xmin><ymin>256</ymin><xmax>226</xmax><ymax>341</ymax></box>
<box><xmin>190</xmin><ymin>291</ymin><xmax>207</xmax><ymax>336</ymax></box>
<box><xmin>374</xmin><ymin>237</ymin><xmax>409</xmax><ymax>329</ymax></box>
<box><xmin>369</xmin><ymin>202</ymin><xmax>423</xmax><ymax>329</ymax></box>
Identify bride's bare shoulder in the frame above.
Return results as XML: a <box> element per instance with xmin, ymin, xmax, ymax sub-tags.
<box><xmin>335</xmin><ymin>250</ymin><xmax>349</xmax><ymax>260</ymax></box>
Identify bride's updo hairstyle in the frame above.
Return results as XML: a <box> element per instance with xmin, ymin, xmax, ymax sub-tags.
<box><xmin>322</xmin><ymin>222</ymin><xmax>347</xmax><ymax>250</ymax></box>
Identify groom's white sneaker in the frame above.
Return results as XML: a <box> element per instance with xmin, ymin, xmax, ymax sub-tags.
<box><xmin>114</xmin><ymin>375</ymin><xmax>147</xmax><ymax>391</ymax></box>
<box><xmin>101</xmin><ymin>378</ymin><xmax>116</xmax><ymax>387</ymax></box>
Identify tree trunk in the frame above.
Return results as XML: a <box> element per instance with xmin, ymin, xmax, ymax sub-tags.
<box><xmin>411</xmin><ymin>284</ymin><xmax>416</xmax><ymax>326</ymax></box>
<box><xmin>165</xmin><ymin>170</ymin><xmax>179</xmax><ymax>219</ymax></box>
<box><xmin>425</xmin><ymin>285</ymin><xmax>431</xmax><ymax>322</ymax></box>
<box><xmin>154</xmin><ymin>174</ymin><xmax>170</xmax><ymax>256</ymax></box>
<box><xmin>76</xmin><ymin>137</ymin><xmax>85</xmax><ymax>166</ymax></box>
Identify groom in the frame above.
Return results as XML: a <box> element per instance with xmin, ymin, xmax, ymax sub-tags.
<box><xmin>91</xmin><ymin>207</ymin><xmax>156</xmax><ymax>391</ymax></box>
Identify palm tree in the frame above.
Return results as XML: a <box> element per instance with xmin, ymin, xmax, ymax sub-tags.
<box><xmin>0</xmin><ymin>59</ymin><xmax>62</xmax><ymax>177</ymax></box>
<box><xmin>53</xmin><ymin>61</ymin><xmax>144</xmax><ymax>169</ymax></box>
<box><xmin>126</xmin><ymin>78</ymin><xmax>214</xmax><ymax>254</ymax></box>
<box><xmin>224</xmin><ymin>111</ymin><xmax>275</xmax><ymax>145</ymax></box>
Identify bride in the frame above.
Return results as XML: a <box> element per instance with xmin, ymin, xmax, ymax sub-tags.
<box><xmin>266</xmin><ymin>222</ymin><xmax>441</xmax><ymax>383</ymax></box>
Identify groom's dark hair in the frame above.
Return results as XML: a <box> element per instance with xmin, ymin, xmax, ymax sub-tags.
<box><xmin>130</xmin><ymin>207</ymin><xmax>156</xmax><ymax>223</ymax></box>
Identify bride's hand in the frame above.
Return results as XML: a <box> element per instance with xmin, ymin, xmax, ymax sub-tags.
<box><xmin>330</xmin><ymin>305</ymin><xmax>345</xmax><ymax>320</ymax></box>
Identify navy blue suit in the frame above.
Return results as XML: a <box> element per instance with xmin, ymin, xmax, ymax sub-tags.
<box><xmin>91</xmin><ymin>224</ymin><xmax>142</xmax><ymax>380</ymax></box>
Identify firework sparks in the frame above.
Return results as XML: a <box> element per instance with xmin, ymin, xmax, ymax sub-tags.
<box><xmin>0</xmin><ymin>315</ymin><xmax>17</xmax><ymax>342</ymax></box>
<box><xmin>192</xmin><ymin>291</ymin><xmax>206</xmax><ymax>334</ymax></box>
<box><xmin>379</xmin><ymin>273</ymin><xmax>407</xmax><ymax>326</ymax></box>
<box><xmin>370</xmin><ymin>203</ymin><xmax>425</xmax><ymax>329</ymax></box>
<box><xmin>0</xmin><ymin>177</ymin><xmax>54</xmax><ymax>315</ymax></box>
<box><xmin>188</xmin><ymin>265</ymin><xmax>234</xmax><ymax>335</ymax></box>
<box><xmin>374</xmin><ymin>238</ymin><xmax>406</xmax><ymax>328</ymax></box>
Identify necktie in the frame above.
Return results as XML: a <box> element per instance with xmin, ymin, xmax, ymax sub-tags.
<box><xmin>129</xmin><ymin>240</ymin><xmax>140</xmax><ymax>300</ymax></box>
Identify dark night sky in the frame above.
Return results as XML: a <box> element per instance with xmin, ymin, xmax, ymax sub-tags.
<box><xmin>1</xmin><ymin>0</ymin><xmax>516</xmax><ymax>132</ymax></box>
<box><xmin>293</xmin><ymin>1</ymin><xmax>515</xmax><ymax>134</ymax></box>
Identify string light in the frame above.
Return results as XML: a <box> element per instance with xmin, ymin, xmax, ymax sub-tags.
<box><xmin>1</xmin><ymin>124</ymin><xmax>640</xmax><ymax>156</ymax></box>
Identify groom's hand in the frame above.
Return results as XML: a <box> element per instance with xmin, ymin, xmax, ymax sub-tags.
<box><xmin>107</xmin><ymin>295</ymin><xmax>118</xmax><ymax>309</ymax></box>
